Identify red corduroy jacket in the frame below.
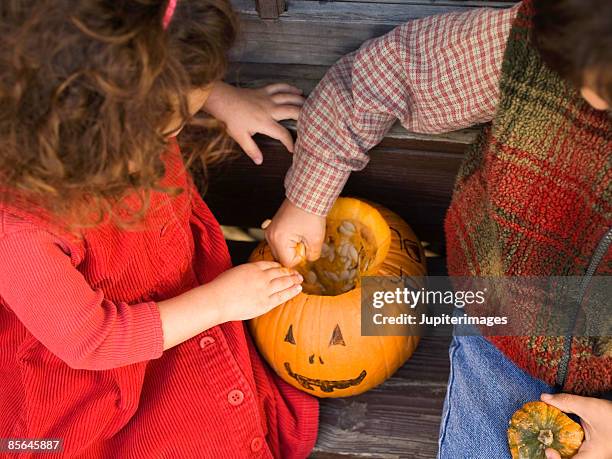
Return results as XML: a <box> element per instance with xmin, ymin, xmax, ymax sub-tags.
<box><xmin>0</xmin><ymin>140</ymin><xmax>318</xmax><ymax>458</ymax></box>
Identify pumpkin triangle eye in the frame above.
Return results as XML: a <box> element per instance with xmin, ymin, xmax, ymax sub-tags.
<box><xmin>329</xmin><ymin>324</ymin><xmax>346</xmax><ymax>346</ymax></box>
<box><xmin>284</xmin><ymin>325</ymin><xmax>296</xmax><ymax>345</ymax></box>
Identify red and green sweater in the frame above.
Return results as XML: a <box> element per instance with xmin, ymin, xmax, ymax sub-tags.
<box><xmin>445</xmin><ymin>1</ymin><xmax>611</xmax><ymax>395</ymax></box>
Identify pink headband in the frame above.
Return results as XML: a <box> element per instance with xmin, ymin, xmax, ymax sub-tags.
<box><xmin>162</xmin><ymin>0</ymin><xmax>177</xmax><ymax>29</ymax></box>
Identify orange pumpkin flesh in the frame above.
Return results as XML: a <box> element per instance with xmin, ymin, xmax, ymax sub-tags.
<box><xmin>249</xmin><ymin>198</ymin><xmax>426</xmax><ymax>398</ymax></box>
<box><xmin>508</xmin><ymin>401</ymin><xmax>584</xmax><ymax>459</ymax></box>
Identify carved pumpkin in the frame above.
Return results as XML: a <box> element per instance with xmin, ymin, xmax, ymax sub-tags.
<box><xmin>249</xmin><ymin>197</ymin><xmax>426</xmax><ymax>398</ymax></box>
<box><xmin>508</xmin><ymin>401</ymin><xmax>584</xmax><ymax>459</ymax></box>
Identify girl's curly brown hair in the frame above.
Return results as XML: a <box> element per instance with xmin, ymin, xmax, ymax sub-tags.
<box><xmin>0</xmin><ymin>0</ymin><xmax>237</xmax><ymax>226</ymax></box>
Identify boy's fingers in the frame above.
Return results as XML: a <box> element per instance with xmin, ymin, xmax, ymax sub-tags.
<box><xmin>540</xmin><ymin>393</ymin><xmax>595</xmax><ymax>419</ymax></box>
<box><xmin>269</xmin><ymin>284</ymin><xmax>303</xmax><ymax>305</ymax></box>
<box><xmin>306</xmin><ymin>240</ymin><xmax>323</xmax><ymax>261</ymax></box>
<box><xmin>271</xmin><ymin>93</ymin><xmax>305</xmax><ymax>106</ymax></box>
<box><xmin>545</xmin><ymin>449</ymin><xmax>561</xmax><ymax>459</ymax></box>
<box><xmin>262</xmin><ymin>123</ymin><xmax>294</xmax><ymax>153</ymax></box>
<box><xmin>265</xmin><ymin>83</ymin><xmax>303</xmax><ymax>95</ymax></box>
<box><xmin>273</xmin><ymin>245</ymin><xmax>300</xmax><ymax>268</ymax></box>
<box><xmin>237</xmin><ymin>135</ymin><xmax>264</xmax><ymax>165</ymax></box>
<box><xmin>272</xmin><ymin>105</ymin><xmax>301</xmax><ymax>122</ymax></box>
<box><xmin>278</xmin><ymin>242</ymin><xmax>305</xmax><ymax>268</ymax></box>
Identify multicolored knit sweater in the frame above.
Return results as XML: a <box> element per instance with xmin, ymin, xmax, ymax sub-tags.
<box><xmin>444</xmin><ymin>1</ymin><xmax>611</xmax><ymax>395</ymax></box>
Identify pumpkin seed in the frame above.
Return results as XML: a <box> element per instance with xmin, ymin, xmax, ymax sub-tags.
<box><xmin>260</xmin><ymin>219</ymin><xmax>272</xmax><ymax>229</ymax></box>
<box><xmin>305</xmin><ymin>270</ymin><xmax>318</xmax><ymax>285</ymax></box>
<box><xmin>338</xmin><ymin>242</ymin><xmax>350</xmax><ymax>257</ymax></box>
<box><xmin>327</xmin><ymin>250</ymin><xmax>335</xmax><ymax>262</ymax></box>
<box><xmin>324</xmin><ymin>271</ymin><xmax>340</xmax><ymax>283</ymax></box>
<box><xmin>338</xmin><ymin>221</ymin><xmax>356</xmax><ymax>236</ymax></box>
<box><xmin>321</xmin><ymin>242</ymin><xmax>331</xmax><ymax>258</ymax></box>
<box><xmin>348</xmin><ymin>245</ymin><xmax>359</xmax><ymax>263</ymax></box>
<box><xmin>343</xmin><ymin>259</ymin><xmax>353</xmax><ymax>272</ymax></box>
<box><xmin>339</xmin><ymin>270</ymin><xmax>349</xmax><ymax>281</ymax></box>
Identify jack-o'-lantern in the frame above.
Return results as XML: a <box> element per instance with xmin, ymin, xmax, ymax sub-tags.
<box><xmin>249</xmin><ymin>197</ymin><xmax>427</xmax><ymax>398</ymax></box>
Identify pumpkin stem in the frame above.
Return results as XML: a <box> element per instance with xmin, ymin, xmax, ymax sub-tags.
<box><xmin>538</xmin><ymin>429</ymin><xmax>554</xmax><ymax>447</ymax></box>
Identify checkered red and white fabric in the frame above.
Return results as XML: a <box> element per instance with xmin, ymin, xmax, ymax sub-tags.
<box><xmin>285</xmin><ymin>4</ymin><xmax>520</xmax><ymax>215</ymax></box>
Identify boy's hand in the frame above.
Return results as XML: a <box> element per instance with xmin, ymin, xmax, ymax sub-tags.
<box><xmin>210</xmin><ymin>261</ymin><xmax>303</xmax><ymax>322</ymax></box>
<box><xmin>203</xmin><ymin>81</ymin><xmax>304</xmax><ymax>164</ymax></box>
<box><xmin>541</xmin><ymin>393</ymin><xmax>612</xmax><ymax>459</ymax></box>
<box><xmin>265</xmin><ymin>198</ymin><xmax>326</xmax><ymax>267</ymax></box>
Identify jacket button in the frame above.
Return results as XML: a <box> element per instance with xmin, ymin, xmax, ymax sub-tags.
<box><xmin>250</xmin><ymin>437</ymin><xmax>264</xmax><ymax>453</ymax></box>
<box><xmin>199</xmin><ymin>336</ymin><xmax>215</xmax><ymax>349</ymax></box>
<box><xmin>227</xmin><ymin>389</ymin><xmax>244</xmax><ymax>406</ymax></box>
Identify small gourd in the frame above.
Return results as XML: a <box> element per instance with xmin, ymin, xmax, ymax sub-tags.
<box><xmin>507</xmin><ymin>401</ymin><xmax>584</xmax><ymax>459</ymax></box>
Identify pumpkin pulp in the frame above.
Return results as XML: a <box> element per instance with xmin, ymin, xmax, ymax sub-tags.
<box><xmin>296</xmin><ymin>198</ymin><xmax>391</xmax><ymax>296</ymax></box>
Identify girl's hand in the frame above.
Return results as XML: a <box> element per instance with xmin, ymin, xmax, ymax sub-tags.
<box><xmin>210</xmin><ymin>261</ymin><xmax>303</xmax><ymax>322</ymax></box>
<box><xmin>541</xmin><ymin>393</ymin><xmax>612</xmax><ymax>459</ymax></box>
<box><xmin>157</xmin><ymin>261</ymin><xmax>303</xmax><ymax>349</ymax></box>
<box><xmin>203</xmin><ymin>81</ymin><xmax>304</xmax><ymax>164</ymax></box>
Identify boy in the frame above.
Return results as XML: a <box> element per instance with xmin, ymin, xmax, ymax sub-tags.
<box><xmin>264</xmin><ymin>0</ymin><xmax>611</xmax><ymax>457</ymax></box>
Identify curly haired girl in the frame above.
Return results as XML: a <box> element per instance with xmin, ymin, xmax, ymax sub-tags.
<box><xmin>0</xmin><ymin>1</ymin><xmax>317</xmax><ymax>457</ymax></box>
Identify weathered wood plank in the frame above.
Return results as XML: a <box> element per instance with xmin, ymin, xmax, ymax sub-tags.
<box><xmin>313</xmin><ymin>335</ymin><xmax>451</xmax><ymax>459</ymax></box>
<box><xmin>230</xmin><ymin>0</ymin><xmax>515</xmax><ymax>66</ymax></box>
<box><xmin>229</xmin><ymin>62</ymin><xmax>326</xmax><ymax>94</ymax></box>
<box><xmin>255</xmin><ymin>0</ymin><xmax>286</xmax><ymax>19</ymax></box>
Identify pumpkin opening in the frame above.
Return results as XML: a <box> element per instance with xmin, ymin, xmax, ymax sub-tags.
<box><xmin>296</xmin><ymin>198</ymin><xmax>391</xmax><ymax>296</ymax></box>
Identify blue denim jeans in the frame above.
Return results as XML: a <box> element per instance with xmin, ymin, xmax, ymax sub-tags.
<box><xmin>437</xmin><ymin>335</ymin><xmax>555</xmax><ymax>459</ymax></box>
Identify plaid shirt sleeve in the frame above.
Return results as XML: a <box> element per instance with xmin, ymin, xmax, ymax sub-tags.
<box><xmin>285</xmin><ymin>4</ymin><xmax>520</xmax><ymax>215</ymax></box>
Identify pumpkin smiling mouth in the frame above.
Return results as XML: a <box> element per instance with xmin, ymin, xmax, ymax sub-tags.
<box><xmin>284</xmin><ymin>362</ymin><xmax>367</xmax><ymax>393</ymax></box>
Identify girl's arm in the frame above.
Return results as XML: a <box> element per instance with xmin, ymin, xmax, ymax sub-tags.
<box><xmin>0</xmin><ymin>229</ymin><xmax>163</xmax><ymax>370</ymax></box>
<box><xmin>0</xmin><ymin>228</ymin><xmax>301</xmax><ymax>370</ymax></box>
